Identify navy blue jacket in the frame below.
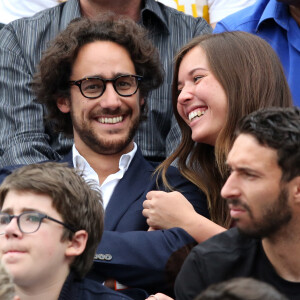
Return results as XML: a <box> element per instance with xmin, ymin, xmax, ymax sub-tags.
<box><xmin>58</xmin><ymin>272</ymin><xmax>133</xmax><ymax>300</ymax></box>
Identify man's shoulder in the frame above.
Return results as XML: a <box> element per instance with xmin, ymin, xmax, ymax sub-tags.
<box><xmin>192</xmin><ymin>228</ymin><xmax>260</xmax><ymax>260</ymax></box>
<box><xmin>175</xmin><ymin>229</ymin><xmax>261</xmax><ymax>299</ymax></box>
<box><xmin>175</xmin><ymin>228</ymin><xmax>261</xmax><ymax>300</ymax></box>
<box><xmin>214</xmin><ymin>0</ymin><xmax>269</xmax><ymax>32</ymax></box>
<box><xmin>0</xmin><ymin>0</ymin><xmax>77</xmax><ymax>46</ymax></box>
<box><xmin>65</xmin><ymin>276</ymin><xmax>132</xmax><ymax>300</ymax></box>
<box><xmin>3</xmin><ymin>5</ymin><xmax>61</xmax><ymax>31</ymax></box>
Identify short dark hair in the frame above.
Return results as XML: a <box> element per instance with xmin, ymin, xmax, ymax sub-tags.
<box><xmin>195</xmin><ymin>277</ymin><xmax>288</xmax><ymax>300</ymax></box>
<box><xmin>0</xmin><ymin>162</ymin><xmax>104</xmax><ymax>278</ymax></box>
<box><xmin>236</xmin><ymin>106</ymin><xmax>300</xmax><ymax>182</ymax></box>
<box><xmin>33</xmin><ymin>13</ymin><xmax>164</xmax><ymax>136</ymax></box>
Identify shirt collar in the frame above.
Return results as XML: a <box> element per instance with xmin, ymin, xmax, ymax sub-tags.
<box><xmin>141</xmin><ymin>0</ymin><xmax>170</xmax><ymax>34</ymax></box>
<box><xmin>72</xmin><ymin>143</ymin><xmax>137</xmax><ymax>174</ymax></box>
<box><xmin>64</xmin><ymin>0</ymin><xmax>170</xmax><ymax>35</ymax></box>
<box><xmin>118</xmin><ymin>142</ymin><xmax>137</xmax><ymax>172</ymax></box>
<box><xmin>257</xmin><ymin>0</ymin><xmax>290</xmax><ymax>32</ymax></box>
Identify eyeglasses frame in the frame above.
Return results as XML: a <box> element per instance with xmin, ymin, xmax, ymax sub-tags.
<box><xmin>69</xmin><ymin>74</ymin><xmax>143</xmax><ymax>99</ymax></box>
<box><xmin>0</xmin><ymin>211</ymin><xmax>77</xmax><ymax>235</ymax></box>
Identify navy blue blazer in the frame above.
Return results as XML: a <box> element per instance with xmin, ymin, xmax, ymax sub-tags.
<box><xmin>59</xmin><ymin>272</ymin><xmax>133</xmax><ymax>300</ymax></box>
<box><xmin>0</xmin><ymin>147</ymin><xmax>209</xmax><ymax>296</ymax></box>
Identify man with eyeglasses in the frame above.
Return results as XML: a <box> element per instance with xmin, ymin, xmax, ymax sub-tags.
<box><xmin>0</xmin><ymin>162</ymin><xmax>132</xmax><ymax>300</ymax></box>
<box><xmin>0</xmin><ymin>0</ymin><xmax>211</xmax><ymax>169</ymax></box>
<box><xmin>0</xmin><ymin>14</ymin><xmax>209</xmax><ymax>299</ymax></box>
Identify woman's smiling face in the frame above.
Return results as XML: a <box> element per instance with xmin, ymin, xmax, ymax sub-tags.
<box><xmin>177</xmin><ymin>46</ymin><xmax>228</xmax><ymax>146</ymax></box>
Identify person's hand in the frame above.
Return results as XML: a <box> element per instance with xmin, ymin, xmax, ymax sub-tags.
<box><xmin>146</xmin><ymin>293</ymin><xmax>174</xmax><ymax>300</ymax></box>
<box><xmin>144</xmin><ymin>191</ymin><xmax>226</xmax><ymax>243</ymax></box>
<box><xmin>143</xmin><ymin>190</ymin><xmax>196</xmax><ymax>230</ymax></box>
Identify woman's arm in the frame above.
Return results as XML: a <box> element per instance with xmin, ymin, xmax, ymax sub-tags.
<box><xmin>143</xmin><ymin>191</ymin><xmax>226</xmax><ymax>243</ymax></box>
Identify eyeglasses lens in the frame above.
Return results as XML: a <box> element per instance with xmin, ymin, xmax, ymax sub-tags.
<box><xmin>81</xmin><ymin>78</ymin><xmax>104</xmax><ymax>98</ymax></box>
<box><xmin>115</xmin><ymin>76</ymin><xmax>137</xmax><ymax>94</ymax></box>
<box><xmin>0</xmin><ymin>212</ymin><xmax>41</xmax><ymax>234</ymax></box>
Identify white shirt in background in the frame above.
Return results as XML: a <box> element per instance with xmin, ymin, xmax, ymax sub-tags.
<box><xmin>208</xmin><ymin>0</ymin><xmax>257</xmax><ymax>25</ymax></box>
<box><xmin>156</xmin><ymin>0</ymin><xmax>257</xmax><ymax>25</ymax></box>
<box><xmin>0</xmin><ymin>0</ymin><xmax>62</xmax><ymax>24</ymax></box>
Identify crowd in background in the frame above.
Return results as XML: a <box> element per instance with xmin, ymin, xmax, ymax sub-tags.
<box><xmin>0</xmin><ymin>1</ymin><xmax>299</xmax><ymax>300</ymax></box>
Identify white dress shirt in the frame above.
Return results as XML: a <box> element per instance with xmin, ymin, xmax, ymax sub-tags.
<box><xmin>72</xmin><ymin>143</ymin><xmax>137</xmax><ymax>209</ymax></box>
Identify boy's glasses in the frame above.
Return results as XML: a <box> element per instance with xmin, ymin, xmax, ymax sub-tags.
<box><xmin>0</xmin><ymin>211</ymin><xmax>76</xmax><ymax>234</ymax></box>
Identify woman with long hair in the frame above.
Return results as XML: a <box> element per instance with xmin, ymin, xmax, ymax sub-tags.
<box><xmin>143</xmin><ymin>31</ymin><xmax>292</xmax><ymax>243</ymax></box>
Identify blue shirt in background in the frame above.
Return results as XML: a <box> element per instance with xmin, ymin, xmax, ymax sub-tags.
<box><xmin>214</xmin><ymin>0</ymin><xmax>300</xmax><ymax>107</ymax></box>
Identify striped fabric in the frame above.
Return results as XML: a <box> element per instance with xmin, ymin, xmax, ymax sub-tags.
<box><xmin>0</xmin><ymin>0</ymin><xmax>211</xmax><ymax>167</ymax></box>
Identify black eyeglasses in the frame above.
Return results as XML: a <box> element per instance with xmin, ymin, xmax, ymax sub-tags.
<box><xmin>0</xmin><ymin>211</ymin><xmax>76</xmax><ymax>235</ymax></box>
<box><xmin>69</xmin><ymin>74</ymin><xmax>143</xmax><ymax>99</ymax></box>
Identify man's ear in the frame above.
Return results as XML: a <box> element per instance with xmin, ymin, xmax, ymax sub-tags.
<box><xmin>65</xmin><ymin>230</ymin><xmax>88</xmax><ymax>258</ymax></box>
<box><xmin>293</xmin><ymin>176</ymin><xmax>300</xmax><ymax>204</ymax></box>
<box><xmin>57</xmin><ymin>97</ymin><xmax>71</xmax><ymax>113</ymax></box>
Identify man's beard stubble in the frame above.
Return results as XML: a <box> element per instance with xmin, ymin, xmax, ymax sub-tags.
<box><xmin>227</xmin><ymin>188</ymin><xmax>292</xmax><ymax>239</ymax></box>
<box><xmin>71</xmin><ymin>107</ymin><xmax>141</xmax><ymax>155</ymax></box>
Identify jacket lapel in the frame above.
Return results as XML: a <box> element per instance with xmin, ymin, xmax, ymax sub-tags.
<box><xmin>104</xmin><ymin>148</ymin><xmax>154</xmax><ymax>230</ymax></box>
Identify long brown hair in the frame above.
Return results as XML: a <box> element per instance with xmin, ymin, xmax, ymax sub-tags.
<box><xmin>157</xmin><ymin>31</ymin><xmax>292</xmax><ymax>227</ymax></box>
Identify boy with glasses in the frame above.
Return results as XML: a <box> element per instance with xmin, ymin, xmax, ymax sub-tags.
<box><xmin>0</xmin><ymin>162</ymin><xmax>132</xmax><ymax>300</ymax></box>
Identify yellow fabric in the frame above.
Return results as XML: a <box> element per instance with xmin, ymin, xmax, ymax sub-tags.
<box><xmin>159</xmin><ymin>0</ymin><xmax>209</xmax><ymax>22</ymax></box>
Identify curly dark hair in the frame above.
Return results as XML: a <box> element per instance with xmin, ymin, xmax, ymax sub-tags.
<box><xmin>236</xmin><ymin>106</ymin><xmax>300</xmax><ymax>182</ymax></box>
<box><xmin>32</xmin><ymin>13</ymin><xmax>164</xmax><ymax>136</ymax></box>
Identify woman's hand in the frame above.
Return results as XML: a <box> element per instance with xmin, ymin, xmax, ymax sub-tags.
<box><xmin>143</xmin><ymin>190</ymin><xmax>226</xmax><ymax>243</ymax></box>
<box><xmin>143</xmin><ymin>191</ymin><xmax>196</xmax><ymax>230</ymax></box>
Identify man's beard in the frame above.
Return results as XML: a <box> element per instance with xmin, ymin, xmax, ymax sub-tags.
<box><xmin>227</xmin><ymin>187</ymin><xmax>292</xmax><ymax>239</ymax></box>
<box><xmin>71</xmin><ymin>107</ymin><xmax>141</xmax><ymax>155</ymax></box>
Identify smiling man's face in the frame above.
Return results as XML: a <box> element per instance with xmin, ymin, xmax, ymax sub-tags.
<box><xmin>58</xmin><ymin>40</ymin><xmax>144</xmax><ymax>157</ymax></box>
